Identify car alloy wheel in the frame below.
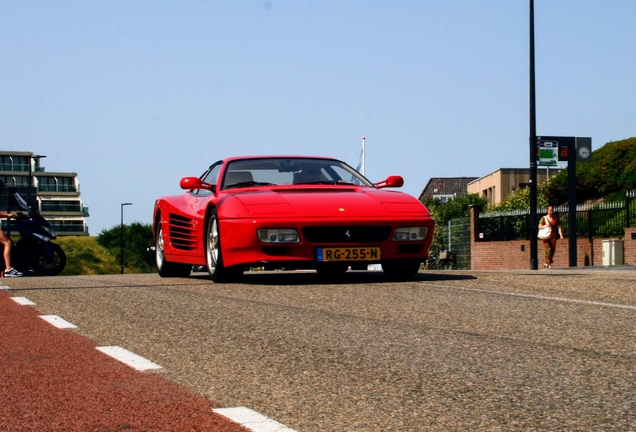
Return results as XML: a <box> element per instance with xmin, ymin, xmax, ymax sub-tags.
<box><xmin>205</xmin><ymin>210</ymin><xmax>243</xmax><ymax>282</ymax></box>
<box><xmin>156</xmin><ymin>226</ymin><xmax>166</xmax><ymax>270</ymax></box>
<box><xmin>206</xmin><ymin>211</ymin><xmax>221</xmax><ymax>276</ymax></box>
<box><xmin>156</xmin><ymin>221</ymin><xmax>191</xmax><ymax>278</ymax></box>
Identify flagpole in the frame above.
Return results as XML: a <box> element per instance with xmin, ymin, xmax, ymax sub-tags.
<box><xmin>361</xmin><ymin>136</ymin><xmax>366</xmax><ymax>176</ymax></box>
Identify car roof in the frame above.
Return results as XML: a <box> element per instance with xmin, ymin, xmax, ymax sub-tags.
<box><xmin>222</xmin><ymin>155</ymin><xmax>340</xmax><ymax>163</ymax></box>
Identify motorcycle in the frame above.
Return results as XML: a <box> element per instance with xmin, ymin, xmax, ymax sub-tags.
<box><xmin>5</xmin><ymin>193</ymin><xmax>67</xmax><ymax>276</ymax></box>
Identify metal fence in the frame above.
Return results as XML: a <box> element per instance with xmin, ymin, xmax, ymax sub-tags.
<box><xmin>476</xmin><ymin>190</ymin><xmax>636</xmax><ymax>241</ymax></box>
<box><xmin>430</xmin><ymin>217</ymin><xmax>471</xmax><ymax>269</ymax></box>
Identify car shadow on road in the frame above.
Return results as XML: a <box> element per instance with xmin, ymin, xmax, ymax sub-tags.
<box><xmin>190</xmin><ymin>271</ymin><xmax>476</xmax><ymax>286</ymax></box>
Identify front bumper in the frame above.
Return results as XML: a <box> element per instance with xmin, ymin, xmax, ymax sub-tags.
<box><xmin>219</xmin><ymin>217</ymin><xmax>435</xmax><ymax>268</ymax></box>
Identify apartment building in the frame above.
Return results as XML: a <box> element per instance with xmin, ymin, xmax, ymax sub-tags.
<box><xmin>0</xmin><ymin>151</ymin><xmax>89</xmax><ymax>235</ymax></box>
<box><xmin>467</xmin><ymin>168</ymin><xmax>560</xmax><ymax>206</ymax></box>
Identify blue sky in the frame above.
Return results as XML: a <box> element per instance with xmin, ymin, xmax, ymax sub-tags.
<box><xmin>2</xmin><ymin>1</ymin><xmax>635</xmax><ymax>234</ymax></box>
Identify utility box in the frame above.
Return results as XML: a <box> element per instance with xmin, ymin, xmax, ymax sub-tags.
<box><xmin>602</xmin><ymin>240</ymin><xmax>624</xmax><ymax>266</ymax></box>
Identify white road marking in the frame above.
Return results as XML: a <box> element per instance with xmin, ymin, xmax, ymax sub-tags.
<box><xmin>213</xmin><ymin>407</ymin><xmax>297</xmax><ymax>432</ymax></box>
<box><xmin>0</xmin><ymin>286</ymin><xmax>11</xmax><ymax>290</ymax></box>
<box><xmin>39</xmin><ymin>315</ymin><xmax>78</xmax><ymax>329</ymax></box>
<box><xmin>96</xmin><ymin>346</ymin><xmax>163</xmax><ymax>371</ymax></box>
<box><xmin>11</xmin><ymin>297</ymin><xmax>36</xmax><ymax>305</ymax></box>
<box><xmin>434</xmin><ymin>284</ymin><xmax>636</xmax><ymax>311</ymax></box>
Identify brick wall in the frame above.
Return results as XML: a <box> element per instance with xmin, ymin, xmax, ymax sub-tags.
<box><xmin>470</xmin><ymin>206</ymin><xmax>636</xmax><ymax>270</ymax></box>
<box><xmin>624</xmin><ymin>228</ymin><xmax>636</xmax><ymax>265</ymax></box>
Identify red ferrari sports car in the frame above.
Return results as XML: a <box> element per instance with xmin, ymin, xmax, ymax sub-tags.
<box><xmin>153</xmin><ymin>156</ymin><xmax>435</xmax><ymax>281</ymax></box>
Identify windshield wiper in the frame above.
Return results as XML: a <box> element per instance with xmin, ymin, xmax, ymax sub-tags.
<box><xmin>295</xmin><ymin>181</ymin><xmax>337</xmax><ymax>185</ymax></box>
<box><xmin>226</xmin><ymin>181</ymin><xmax>276</xmax><ymax>189</ymax></box>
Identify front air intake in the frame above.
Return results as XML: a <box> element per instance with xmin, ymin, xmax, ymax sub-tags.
<box><xmin>302</xmin><ymin>226</ymin><xmax>391</xmax><ymax>243</ymax></box>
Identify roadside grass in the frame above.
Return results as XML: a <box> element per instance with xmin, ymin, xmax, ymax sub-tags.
<box><xmin>55</xmin><ymin>236</ymin><xmax>147</xmax><ymax>275</ymax></box>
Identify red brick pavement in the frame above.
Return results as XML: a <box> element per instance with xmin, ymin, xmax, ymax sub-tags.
<box><xmin>0</xmin><ymin>290</ymin><xmax>248</xmax><ymax>432</ymax></box>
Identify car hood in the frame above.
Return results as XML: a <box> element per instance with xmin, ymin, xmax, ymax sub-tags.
<box><xmin>231</xmin><ymin>187</ymin><xmax>429</xmax><ymax>218</ymax></box>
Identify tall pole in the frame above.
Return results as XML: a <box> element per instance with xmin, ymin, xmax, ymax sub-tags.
<box><xmin>568</xmin><ymin>141</ymin><xmax>577</xmax><ymax>266</ymax></box>
<box><xmin>361</xmin><ymin>136</ymin><xmax>366</xmax><ymax>176</ymax></box>
<box><xmin>529</xmin><ymin>0</ymin><xmax>538</xmax><ymax>270</ymax></box>
<box><xmin>120</xmin><ymin>203</ymin><xmax>132</xmax><ymax>274</ymax></box>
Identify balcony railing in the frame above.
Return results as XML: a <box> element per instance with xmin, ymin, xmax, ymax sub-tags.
<box><xmin>0</xmin><ymin>164</ymin><xmax>30</xmax><ymax>172</ymax></box>
<box><xmin>2</xmin><ymin>220</ymin><xmax>85</xmax><ymax>234</ymax></box>
<box><xmin>40</xmin><ymin>203</ymin><xmax>84</xmax><ymax>213</ymax></box>
<box><xmin>38</xmin><ymin>185</ymin><xmax>78</xmax><ymax>193</ymax></box>
<box><xmin>50</xmin><ymin>221</ymin><xmax>88</xmax><ymax>233</ymax></box>
<box><xmin>1</xmin><ymin>182</ymin><xmax>30</xmax><ymax>188</ymax></box>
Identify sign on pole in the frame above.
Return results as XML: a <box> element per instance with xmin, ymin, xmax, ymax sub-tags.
<box><xmin>536</xmin><ymin>136</ymin><xmax>575</xmax><ymax>163</ymax></box>
<box><xmin>537</xmin><ymin>140</ymin><xmax>559</xmax><ymax>166</ymax></box>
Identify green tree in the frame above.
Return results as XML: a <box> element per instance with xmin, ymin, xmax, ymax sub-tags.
<box><xmin>422</xmin><ymin>193</ymin><xmax>487</xmax><ymax>255</ymax></box>
<box><xmin>97</xmin><ymin>222</ymin><xmax>155</xmax><ymax>273</ymax></box>
<box><xmin>422</xmin><ymin>193</ymin><xmax>487</xmax><ymax>224</ymax></box>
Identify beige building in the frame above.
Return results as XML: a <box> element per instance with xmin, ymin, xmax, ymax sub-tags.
<box><xmin>0</xmin><ymin>151</ymin><xmax>89</xmax><ymax>235</ymax></box>
<box><xmin>467</xmin><ymin>168</ymin><xmax>560</xmax><ymax>206</ymax></box>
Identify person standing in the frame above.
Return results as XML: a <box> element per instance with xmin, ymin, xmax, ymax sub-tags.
<box><xmin>538</xmin><ymin>205</ymin><xmax>564</xmax><ymax>269</ymax></box>
<box><xmin>0</xmin><ymin>210</ymin><xmax>23</xmax><ymax>277</ymax></box>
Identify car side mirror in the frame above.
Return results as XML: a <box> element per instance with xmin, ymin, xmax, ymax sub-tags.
<box><xmin>374</xmin><ymin>175</ymin><xmax>404</xmax><ymax>189</ymax></box>
<box><xmin>180</xmin><ymin>177</ymin><xmax>215</xmax><ymax>191</ymax></box>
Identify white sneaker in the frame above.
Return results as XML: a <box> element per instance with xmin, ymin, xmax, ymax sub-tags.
<box><xmin>4</xmin><ymin>268</ymin><xmax>23</xmax><ymax>277</ymax></box>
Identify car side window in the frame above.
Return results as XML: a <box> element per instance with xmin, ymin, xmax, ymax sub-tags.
<box><xmin>195</xmin><ymin>163</ymin><xmax>222</xmax><ymax>196</ymax></box>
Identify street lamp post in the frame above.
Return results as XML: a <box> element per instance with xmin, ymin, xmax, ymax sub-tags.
<box><xmin>528</xmin><ymin>0</ymin><xmax>538</xmax><ymax>270</ymax></box>
<box><xmin>120</xmin><ymin>203</ymin><xmax>133</xmax><ymax>274</ymax></box>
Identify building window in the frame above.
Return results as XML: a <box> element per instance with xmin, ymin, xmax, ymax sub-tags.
<box><xmin>37</xmin><ymin>176</ymin><xmax>77</xmax><ymax>192</ymax></box>
<box><xmin>0</xmin><ymin>156</ymin><xmax>29</xmax><ymax>172</ymax></box>
<box><xmin>40</xmin><ymin>200</ymin><xmax>83</xmax><ymax>213</ymax></box>
<box><xmin>434</xmin><ymin>194</ymin><xmax>454</xmax><ymax>204</ymax></box>
<box><xmin>49</xmin><ymin>220</ymin><xmax>86</xmax><ymax>233</ymax></box>
<box><xmin>0</xmin><ymin>175</ymin><xmax>30</xmax><ymax>187</ymax></box>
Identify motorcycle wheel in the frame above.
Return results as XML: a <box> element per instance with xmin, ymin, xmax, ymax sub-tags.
<box><xmin>34</xmin><ymin>244</ymin><xmax>67</xmax><ymax>276</ymax></box>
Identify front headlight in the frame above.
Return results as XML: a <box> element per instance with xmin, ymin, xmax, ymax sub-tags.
<box><xmin>44</xmin><ymin>226</ymin><xmax>57</xmax><ymax>239</ymax></box>
<box><xmin>393</xmin><ymin>227</ymin><xmax>428</xmax><ymax>241</ymax></box>
<box><xmin>258</xmin><ymin>228</ymin><xmax>300</xmax><ymax>243</ymax></box>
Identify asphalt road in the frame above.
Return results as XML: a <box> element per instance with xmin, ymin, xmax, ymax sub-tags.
<box><xmin>3</xmin><ymin>268</ymin><xmax>635</xmax><ymax>431</ymax></box>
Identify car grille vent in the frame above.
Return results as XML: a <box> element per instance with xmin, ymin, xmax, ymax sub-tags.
<box><xmin>169</xmin><ymin>213</ymin><xmax>197</xmax><ymax>250</ymax></box>
<box><xmin>262</xmin><ymin>246</ymin><xmax>289</xmax><ymax>256</ymax></box>
<box><xmin>398</xmin><ymin>244</ymin><xmax>424</xmax><ymax>254</ymax></box>
<box><xmin>302</xmin><ymin>226</ymin><xmax>391</xmax><ymax>243</ymax></box>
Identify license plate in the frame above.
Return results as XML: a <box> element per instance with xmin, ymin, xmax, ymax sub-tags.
<box><xmin>317</xmin><ymin>247</ymin><xmax>381</xmax><ymax>262</ymax></box>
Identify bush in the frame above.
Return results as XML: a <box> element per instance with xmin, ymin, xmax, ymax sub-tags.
<box><xmin>97</xmin><ymin>223</ymin><xmax>156</xmax><ymax>273</ymax></box>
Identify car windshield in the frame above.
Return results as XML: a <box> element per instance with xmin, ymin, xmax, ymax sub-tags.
<box><xmin>222</xmin><ymin>157</ymin><xmax>373</xmax><ymax>190</ymax></box>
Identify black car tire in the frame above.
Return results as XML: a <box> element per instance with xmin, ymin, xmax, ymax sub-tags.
<box><xmin>381</xmin><ymin>259</ymin><xmax>421</xmax><ymax>280</ymax></box>
<box><xmin>205</xmin><ymin>209</ymin><xmax>243</xmax><ymax>283</ymax></box>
